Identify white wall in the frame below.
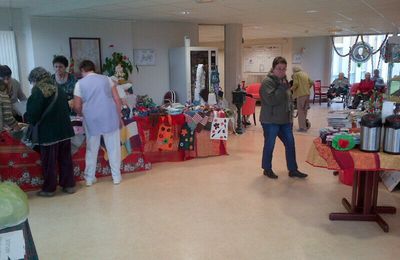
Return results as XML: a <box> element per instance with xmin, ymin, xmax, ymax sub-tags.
<box><xmin>29</xmin><ymin>18</ymin><xmax>198</xmax><ymax>104</ymax></box>
<box><xmin>291</xmin><ymin>36</ymin><xmax>331</xmax><ymax>86</ymax></box>
<box><xmin>31</xmin><ymin>17</ymin><xmax>133</xmax><ymax>76</ymax></box>
<box><xmin>242</xmin><ymin>38</ymin><xmax>293</xmax><ymax>85</ymax></box>
<box><xmin>0</xmin><ymin>8</ymin><xmax>33</xmax><ymax>96</ymax></box>
<box><xmin>131</xmin><ymin>21</ymin><xmax>198</xmax><ymax>104</ymax></box>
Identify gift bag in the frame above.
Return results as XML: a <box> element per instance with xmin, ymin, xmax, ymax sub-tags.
<box><xmin>156</xmin><ymin>115</ymin><xmax>174</xmax><ymax>151</ymax></box>
<box><xmin>210</xmin><ymin>112</ymin><xmax>228</xmax><ymax>140</ymax></box>
<box><xmin>179</xmin><ymin>123</ymin><xmax>195</xmax><ymax>150</ymax></box>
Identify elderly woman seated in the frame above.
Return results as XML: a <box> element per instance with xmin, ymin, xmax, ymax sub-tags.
<box><xmin>348</xmin><ymin>72</ymin><xmax>375</xmax><ymax>109</ymax></box>
<box><xmin>327</xmin><ymin>72</ymin><xmax>349</xmax><ymax>100</ymax></box>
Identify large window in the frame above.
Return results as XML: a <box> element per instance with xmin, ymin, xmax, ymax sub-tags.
<box><xmin>0</xmin><ymin>30</ymin><xmax>19</xmax><ymax>81</ymax></box>
<box><xmin>331</xmin><ymin>34</ymin><xmax>400</xmax><ymax>84</ymax></box>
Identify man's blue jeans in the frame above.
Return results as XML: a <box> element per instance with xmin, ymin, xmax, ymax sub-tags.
<box><xmin>261</xmin><ymin>123</ymin><xmax>298</xmax><ymax>172</ymax></box>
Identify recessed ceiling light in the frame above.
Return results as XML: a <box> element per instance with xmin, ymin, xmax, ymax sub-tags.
<box><xmin>306</xmin><ymin>10</ymin><xmax>318</xmax><ymax>13</ymax></box>
<box><xmin>335</xmin><ymin>20</ymin><xmax>343</xmax><ymax>23</ymax></box>
<box><xmin>180</xmin><ymin>11</ymin><xmax>190</xmax><ymax>15</ymax></box>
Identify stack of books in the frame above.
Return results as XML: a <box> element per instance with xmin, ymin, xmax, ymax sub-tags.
<box><xmin>327</xmin><ymin>110</ymin><xmax>352</xmax><ymax>129</ymax></box>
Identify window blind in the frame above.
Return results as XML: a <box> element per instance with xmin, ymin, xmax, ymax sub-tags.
<box><xmin>0</xmin><ymin>30</ymin><xmax>19</xmax><ymax>81</ymax></box>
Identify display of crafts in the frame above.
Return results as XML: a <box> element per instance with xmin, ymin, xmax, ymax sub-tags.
<box><xmin>319</xmin><ymin>127</ymin><xmax>360</xmax><ymax>150</ymax></box>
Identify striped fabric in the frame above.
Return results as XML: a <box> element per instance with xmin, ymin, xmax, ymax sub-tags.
<box><xmin>0</xmin><ymin>91</ymin><xmax>17</xmax><ymax>129</ymax></box>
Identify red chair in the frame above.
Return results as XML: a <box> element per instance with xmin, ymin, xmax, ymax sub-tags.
<box><xmin>245</xmin><ymin>83</ymin><xmax>261</xmax><ymax>101</ymax></box>
<box><xmin>242</xmin><ymin>95</ymin><xmax>257</xmax><ymax>127</ymax></box>
<box><xmin>350</xmin><ymin>83</ymin><xmax>359</xmax><ymax>96</ymax></box>
<box><xmin>312</xmin><ymin>80</ymin><xmax>329</xmax><ymax>105</ymax></box>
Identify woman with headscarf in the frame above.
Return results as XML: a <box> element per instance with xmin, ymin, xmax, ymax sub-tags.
<box><xmin>25</xmin><ymin>67</ymin><xmax>75</xmax><ymax>197</ymax></box>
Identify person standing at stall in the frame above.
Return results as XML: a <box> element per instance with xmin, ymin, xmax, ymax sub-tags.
<box><xmin>73</xmin><ymin>60</ymin><xmax>122</xmax><ymax>186</ymax></box>
<box><xmin>259</xmin><ymin>57</ymin><xmax>308</xmax><ymax>179</ymax></box>
<box><xmin>51</xmin><ymin>55</ymin><xmax>77</xmax><ymax>113</ymax></box>
<box><xmin>291</xmin><ymin>66</ymin><xmax>313</xmax><ymax>132</ymax></box>
<box><xmin>25</xmin><ymin>67</ymin><xmax>75</xmax><ymax>197</ymax></box>
<box><xmin>0</xmin><ymin>65</ymin><xmax>27</xmax><ymax>121</ymax></box>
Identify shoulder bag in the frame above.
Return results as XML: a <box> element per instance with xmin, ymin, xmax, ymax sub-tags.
<box><xmin>24</xmin><ymin>87</ymin><xmax>58</xmax><ymax>145</ymax></box>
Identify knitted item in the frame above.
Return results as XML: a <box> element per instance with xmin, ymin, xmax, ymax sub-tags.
<box><xmin>179</xmin><ymin>123</ymin><xmax>195</xmax><ymax>150</ymax></box>
<box><xmin>332</xmin><ymin>134</ymin><xmax>356</xmax><ymax>151</ymax></box>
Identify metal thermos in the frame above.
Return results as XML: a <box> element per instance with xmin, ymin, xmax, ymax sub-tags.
<box><xmin>360</xmin><ymin>114</ymin><xmax>382</xmax><ymax>152</ymax></box>
<box><xmin>383</xmin><ymin>115</ymin><xmax>400</xmax><ymax>154</ymax></box>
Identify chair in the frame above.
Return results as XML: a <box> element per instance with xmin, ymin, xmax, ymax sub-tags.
<box><xmin>245</xmin><ymin>83</ymin><xmax>261</xmax><ymax>101</ymax></box>
<box><xmin>312</xmin><ymin>80</ymin><xmax>329</xmax><ymax>105</ymax></box>
<box><xmin>242</xmin><ymin>94</ymin><xmax>257</xmax><ymax>127</ymax></box>
<box><xmin>350</xmin><ymin>83</ymin><xmax>359</xmax><ymax>96</ymax></box>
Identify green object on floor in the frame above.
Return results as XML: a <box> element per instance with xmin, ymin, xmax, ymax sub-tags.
<box><xmin>0</xmin><ymin>182</ymin><xmax>29</xmax><ymax>230</ymax></box>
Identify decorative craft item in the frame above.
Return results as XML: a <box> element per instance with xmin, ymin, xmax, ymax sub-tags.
<box><xmin>350</xmin><ymin>42</ymin><xmax>372</xmax><ymax>63</ymax></box>
<box><xmin>179</xmin><ymin>123</ymin><xmax>195</xmax><ymax>150</ymax></box>
<box><xmin>156</xmin><ymin>116</ymin><xmax>174</xmax><ymax>151</ymax></box>
<box><xmin>210</xmin><ymin>116</ymin><xmax>228</xmax><ymax>140</ymax></box>
<box><xmin>332</xmin><ymin>134</ymin><xmax>356</xmax><ymax>151</ymax></box>
<box><xmin>367</xmin><ymin>90</ymin><xmax>384</xmax><ymax>113</ymax></box>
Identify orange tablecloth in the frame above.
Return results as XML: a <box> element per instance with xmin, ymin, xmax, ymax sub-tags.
<box><xmin>307</xmin><ymin>138</ymin><xmax>400</xmax><ymax>171</ymax></box>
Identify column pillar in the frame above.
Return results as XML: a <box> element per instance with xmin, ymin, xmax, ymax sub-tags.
<box><xmin>224</xmin><ymin>24</ymin><xmax>243</xmax><ymax>107</ymax></box>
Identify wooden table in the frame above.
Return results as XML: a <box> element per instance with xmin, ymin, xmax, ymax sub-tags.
<box><xmin>329</xmin><ymin>170</ymin><xmax>396</xmax><ymax>232</ymax></box>
<box><xmin>307</xmin><ymin>138</ymin><xmax>400</xmax><ymax>232</ymax></box>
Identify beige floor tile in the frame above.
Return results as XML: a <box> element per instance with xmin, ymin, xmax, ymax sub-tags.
<box><xmin>27</xmin><ymin>102</ymin><xmax>400</xmax><ymax>260</ymax></box>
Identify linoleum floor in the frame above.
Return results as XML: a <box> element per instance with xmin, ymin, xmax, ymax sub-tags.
<box><xmin>28</xmin><ymin>103</ymin><xmax>400</xmax><ymax>260</ymax></box>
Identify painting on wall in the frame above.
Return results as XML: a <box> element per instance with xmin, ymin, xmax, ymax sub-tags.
<box><xmin>69</xmin><ymin>37</ymin><xmax>102</xmax><ymax>77</ymax></box>
<box><xmin>134</xmin><ymin>49</ymin><xmax>156</xmax><ymax>66</ymax></box>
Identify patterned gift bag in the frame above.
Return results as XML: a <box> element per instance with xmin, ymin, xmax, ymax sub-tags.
<box><xmin>156</xmin><ymin>115</ymin><xmax>174</xmax><ymax>151</ymax></box>
<box><xmin>179</xmin><ymin>123</ymin><xmax>195</xmax><ymax>150</ymax></box>
<box><xmin>210</xmin><ymin>112</ymin><xmax>228</xmax><ymax>140</ymax></box>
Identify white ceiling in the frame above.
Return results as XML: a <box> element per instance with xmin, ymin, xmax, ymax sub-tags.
<box><xmin>2</xmin><ymin>0</ymin><xmax>400</xmax><ymax>41</ymax></box>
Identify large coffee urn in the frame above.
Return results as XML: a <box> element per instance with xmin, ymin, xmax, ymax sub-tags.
<box><xmin>383</xmin><ymin>114</ymin><xmax>400</xmax><ymax>154</ymax></box>
<box><xmin>359</xmin><ymin>114</ymin><xmax>382</xmax><ymax>152</ymax></box>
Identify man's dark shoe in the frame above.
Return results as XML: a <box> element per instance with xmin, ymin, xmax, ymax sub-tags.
<box><xmin>62</xmin><ymin>187</ymin><xmax>76</xmax><ymax>194</ymax></box>
<box><xmin>37</xmin><ymin>191</ymin><xmax>55</xmax><ymax>197</ymax></box>
<box><xmin>289</xmin><ymin>170</ymin><xmax>308</xmax><ymax>178</ymax></box>
<box><xmin>263</xmin><ymin>170</ymin><xmax>278</xmax><ymax>179</ymax></box>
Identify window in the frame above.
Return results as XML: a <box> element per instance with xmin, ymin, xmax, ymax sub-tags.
<box><xmin>331</xmin><ymin>34</ymin><xmax>400</xmax><ymax>85</ymax></box>
<box><xmin>0</xmin><ymin>30</ymin><xmax>19</xmax><ymax>81</ymax></box>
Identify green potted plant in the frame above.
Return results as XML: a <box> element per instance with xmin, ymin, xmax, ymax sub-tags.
<box><xmin>102</xmin><ymin>52</ymin><xmax>138</xmax><ymax>81</ymax></box>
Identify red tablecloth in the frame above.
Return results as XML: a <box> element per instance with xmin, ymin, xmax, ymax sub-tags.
<box><xmin>134</xmin><ymin>115</ymin><xmax>227</xmax><ymax>163</ymax></box>
<box><xmin>0</xmin><ymin>131</ymin><xmax>149</xmax><ymax>192</ymax></box>
<box><xmin>0</xmin><ymin>114</ymin><xmax>227</xmax><ymax>191</ymax></box>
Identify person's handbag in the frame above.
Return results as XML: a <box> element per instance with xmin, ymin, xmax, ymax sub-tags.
<box><xmin>23</xmin><ymin>87</ymin><xmax>58</xmax><ymax>146</ymax></box>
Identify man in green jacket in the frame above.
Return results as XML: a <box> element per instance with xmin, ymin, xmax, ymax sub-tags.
<box><xmin>291</xmin><ymin>67</ymin><xmax>313</xmax><ymax>132</ymax></box>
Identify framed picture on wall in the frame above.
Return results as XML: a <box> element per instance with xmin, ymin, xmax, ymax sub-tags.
<box><xmin>134</xmin><ymin>49</ymin><xmax>156</xmax><ymax>66</ymax></box>
<box><xmin>69</xmin><ymin>37</ymin><xmax>102</xmax><ymax>77</ymax></box>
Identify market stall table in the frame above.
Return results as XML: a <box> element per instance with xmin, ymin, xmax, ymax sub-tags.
<box><xmin>0</xmin><ymin>113</ymin><xmax>228</xmax><ymax>191</ymax></box>
<box><xmin>307</xmin><ymin>137</ymin><xmax>400</xmax><ymax>232</ymax></box>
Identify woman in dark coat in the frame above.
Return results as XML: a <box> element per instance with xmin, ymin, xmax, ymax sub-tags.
<box><xmin>25</xmin><ymin>67</ymin><xmax>76</xmax><ymax>197</ymax></box>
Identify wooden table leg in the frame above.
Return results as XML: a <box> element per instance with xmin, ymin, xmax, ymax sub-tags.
<box><xmin>330</xmin><ymin>170</ymin><xmax>395</xmax><ymax>232</ymax></box>
<box><xmin>371</xmin><ymin>172</ymin><xmax>396</xmax><ymax>214</ymax></box>
<box><xmin>363</xmin><ymin>171</ymin><xmax>373</xmax><ymax>214</ymax></box>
